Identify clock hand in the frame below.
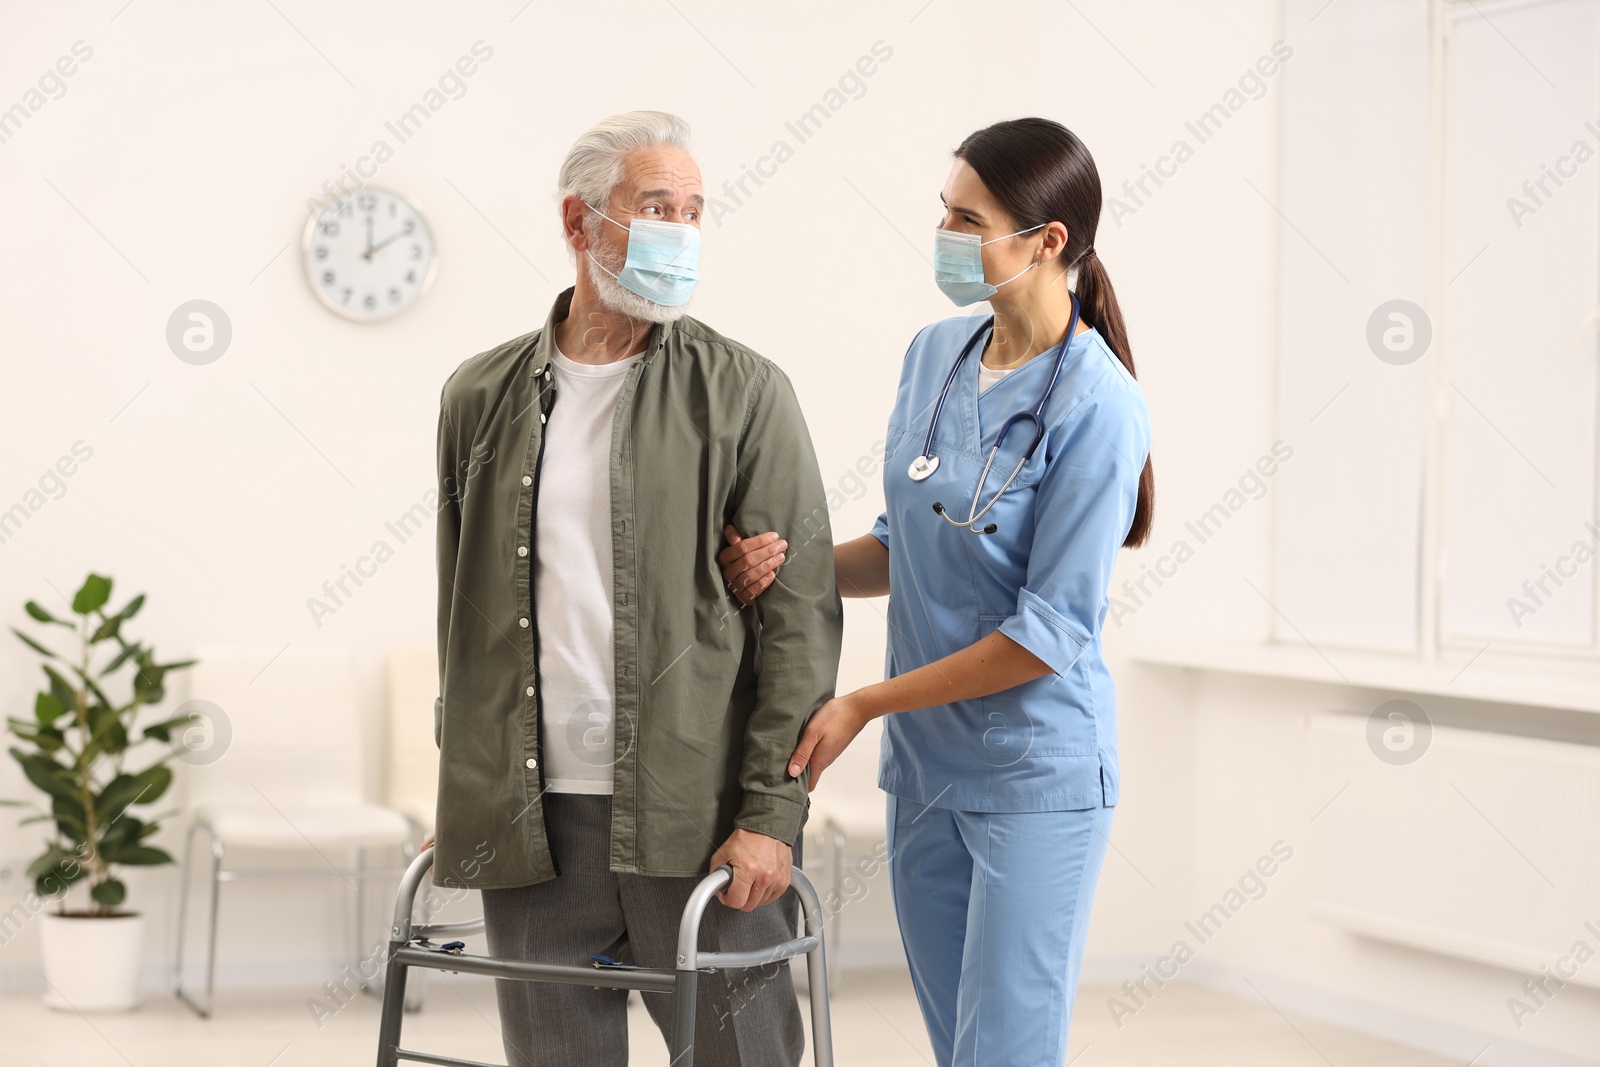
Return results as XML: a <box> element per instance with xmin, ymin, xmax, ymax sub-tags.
<box><xmin>369</xmin><ymin>224</ymin><xmax>413</xmax><ymax>255</ymax></box>
<box><xmin>364</xmin><ymin>215</ymin><xmax>374</xmax><ymax>260</ymax></box>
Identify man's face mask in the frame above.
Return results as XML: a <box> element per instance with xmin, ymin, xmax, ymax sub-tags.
<box><xmin>587</xmin><ymin>205</ymin><xmax>701</xmax><ymax>307</ymax></box>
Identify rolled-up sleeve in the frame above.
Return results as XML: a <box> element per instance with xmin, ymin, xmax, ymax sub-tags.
<box><xmin>870</xmin><ymin>509</ymin><xmax>889</xmax><ymax>547</ymax></box>
<box><xmin>997</xmin><ymin>381</ymin><xmax>1149</xmax><ymax>677</ymax></box>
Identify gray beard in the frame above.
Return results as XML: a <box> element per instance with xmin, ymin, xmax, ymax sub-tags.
<box><xmin>584</xmin><ymin>239</ymin><xmax>692</xmax><ymax>326</ymax></box>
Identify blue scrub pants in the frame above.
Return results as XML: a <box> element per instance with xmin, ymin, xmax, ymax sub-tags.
<box><xmin>885</xmin><ymin>794</ymin><xmax>1114</xmax><ymax>1067</ymax></box>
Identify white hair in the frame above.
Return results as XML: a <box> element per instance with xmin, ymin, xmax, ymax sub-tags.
<box><xmin>557</xmin><ymin>110</ymin><xmax>693</xmax><ymax>212</ymax></box>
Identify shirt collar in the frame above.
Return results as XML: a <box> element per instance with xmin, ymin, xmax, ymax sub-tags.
<box><xmin>530</xmin><ymin>286</ymin><xmax>677</xmax><ymax>378</ymax></box>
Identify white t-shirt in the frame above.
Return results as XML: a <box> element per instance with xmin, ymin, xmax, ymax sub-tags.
<box><xmin>534</xmin><ymin>344</ymin><xmax>644</xmax><ymax>794</ymax></box>
<box><xmin>978</xmin><ymin>359</ymin><xmax>1016</xmax><ymax>394</ymax></box>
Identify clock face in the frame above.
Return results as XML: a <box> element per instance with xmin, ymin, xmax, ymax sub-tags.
<box><xmin>302</xmin><ymin>187</ymin><xmax>437</xmax><ymax>322</ymax></box>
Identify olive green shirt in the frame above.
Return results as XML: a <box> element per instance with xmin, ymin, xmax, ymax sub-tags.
<box><xmin>432</xmin><ymin>287</ymin><xmax>843</xmax><ymax>890</ymax></box>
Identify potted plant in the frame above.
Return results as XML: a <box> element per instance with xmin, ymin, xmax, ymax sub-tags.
<box><xmin>2</xmin><ymin>573</ymin><xmax>195</xmax><ymax>1011</ymax></box>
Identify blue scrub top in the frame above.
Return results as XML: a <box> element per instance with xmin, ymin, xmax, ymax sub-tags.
<box><xmin>870</xmin><ymin>313</ymin><xmax>1151</xmax><ymax>813</ymax></box>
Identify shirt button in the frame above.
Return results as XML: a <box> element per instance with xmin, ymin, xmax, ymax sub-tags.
<box><xmin>525</xmin><ymin>757</ymin><xmax>538</xmax><ymax>769</ymax></box>
<box><xmin>525</xmin><ymin>685</ymin><xmax>534</xmax><ymax>696</ymax></box>
<box><xmin>522</xmin><ymin>475</ymin><xmax>532</xmax><ymax>486</ymax></box>
<box><xmin>519</xmin><ymin>617</ymin><xmax>529</xmax><ymax>628</ymax></box>
<box><xmin>518</xmin><ymin>546</ymin><xmax>528</xmax><ymax>557</ymax></box>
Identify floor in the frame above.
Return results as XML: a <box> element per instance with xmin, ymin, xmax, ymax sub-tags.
<box><xmin>0</xmin><ymin>967</ymin><xmax>1461</xmax><ymax>1066</ymax></box>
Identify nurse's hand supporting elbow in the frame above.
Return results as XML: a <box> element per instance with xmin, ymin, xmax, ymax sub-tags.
<box><xmin>788</xmin><ymin>695</ymin><xmax>870</xmax><ymax>790</ymax></box>
<box><xmin>719</xmin><ymin>524</ymin><xmax>786</xmax><ymax>605</ymax></box>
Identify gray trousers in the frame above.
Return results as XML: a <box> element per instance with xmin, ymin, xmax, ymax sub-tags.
<box><xmin>479</xmin><ymin>792</ymin><xmax>806</xmax><ymax>1066</ymax></box>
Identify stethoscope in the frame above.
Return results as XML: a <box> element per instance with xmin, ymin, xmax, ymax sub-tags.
<box><xmin>909</xmin><ymin>293</ymin><xmax>1081</xmax><ymax>535</ymax></box>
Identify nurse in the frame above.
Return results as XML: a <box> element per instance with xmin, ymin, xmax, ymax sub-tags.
<box><xmin>718</xmin><ymin>116</ymin><xmax>1154</xmax><ymax>1066</ymax></box>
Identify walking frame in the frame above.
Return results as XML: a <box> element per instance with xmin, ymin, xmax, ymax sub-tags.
<box><xmin>374</xmin><ymin>846</ymin><xmax>835</xmax><ymax>1066</ymax></box>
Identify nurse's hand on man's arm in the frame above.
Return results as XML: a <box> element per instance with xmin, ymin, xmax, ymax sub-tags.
<box><xmin>787</xmin><ymin>695</ymin><xmax>871</xmax><ymax>791</ymax></box>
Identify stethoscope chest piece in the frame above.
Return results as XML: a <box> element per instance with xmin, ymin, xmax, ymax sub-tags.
<box><xmin>908</xmin><ymin>454</ymin><xmax>940</xmax><ymax>481</ymax></box>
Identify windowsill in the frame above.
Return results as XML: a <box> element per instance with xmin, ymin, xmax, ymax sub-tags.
<box><xmin>1125</xmin><ymin>636</ymin><xmax>1600</xmax><ymax>714</ymax></box>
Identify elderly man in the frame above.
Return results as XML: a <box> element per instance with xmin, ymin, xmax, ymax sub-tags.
<box><xmin>428</xmin><ymin>111</ymin><xmax>842</xmax><ymax>1066</ymax></box>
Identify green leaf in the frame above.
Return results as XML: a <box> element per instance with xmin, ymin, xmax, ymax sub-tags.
<box><xmin>96</xmin><ymin>773</ymin><xmax>141</xmax><ymax>820</ymax></box>
<box><xmin>34</xmin><ymin>691</ymin><xmax>66</xmax><ymax>726</ymax></box>
<box><xmin>100</xmin><ymin>641</ymin><xmax>139</xmax><ymax>676</ymax></box>
<box><xmin>71</xmin><ymin>574</ymin><xmax>112</xmax><ymax>615</ymax></box>
<box><xmin>90</xmin><ymin>615</ymin><xmax>123</xmax><ymax>644</ymax></box>
<box><xmin>36</xmin><ymin>860</ymin><xmax>86</xmax><ymax>899</ymax></box>
<box><xmin>52</xmin><ymin>791</ymin><xmax>88</xmax><ymax>830</ymax></box>
<box><xmin>131</xmin><ymin>763</ymin><xmax>173</xmax><ymax>805</ymax></box>
<box><xmin>104</xmin><ymin>844</ymin><xmax>172</xmax><ymax>866</ymax></box>
<box><xmin>41</xmin><ymin>665</ymin><xmax>77</xmax><ymax>717</ymax></box>
<box><xmin>24</xmin><ymin>601</ymin><xmax>71</xmax><ymax>626</ymax></box>
<box><xmin>133</xmin><ymin>664</ymin><xmax>168</xmax><ymax>705</ymax></box>
<box><xmin>84</xmin><ymin>704</ymin><xmax>128</xmax><ymax>756</ymax></box>
<box><xmin>12</xmin><ymin>750</ymin><xmax>79</xmax><ymax>801</ymax></box>
<box><xmin>118</xmin><ymin>594</ymin><xmax>145</xmax><ymax>621</ymax></box>
<box><xmin>5</xmin><ymin>721</ymin><xmax>64</xmax><ymax>754</ymax></box>
<box><xmin>90</xmin><ymin>878</ymin><xmax>126</xmax><ymax>908</ymax></box>
<box><xmin>27</xmin><ymin>846</ymin><xmax>79</xmax><ymax>880</ymax></box>
<box><xmin>99</xmin><ymin>814</ymin><xmax>142</xmax><ymax>853</ymax></box>
<box><xmin>140</xmin><ymin>711</ymin><xmax>196</xmax><ymax>743</ymax></box>
<box><xmin>10</xmin><ymin>627</ymin><xmax>58</xmax><ymax>660</ymax></box>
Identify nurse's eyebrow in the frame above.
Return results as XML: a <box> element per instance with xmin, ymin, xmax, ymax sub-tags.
<box><xmin>940</xmin><ymin>194</ymin><xmax>985</xmax><ymax>222</ymax></box>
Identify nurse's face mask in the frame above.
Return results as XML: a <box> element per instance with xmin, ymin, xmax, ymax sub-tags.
<box><xmin>933</xmin><ymin>223</ymin><xmax>1045</xmax><ymax>306</ymax></box>
<box><xmin>587</xmin><ymin>204</ymin><xmax>701</xmax><ymax>307</ymax></box>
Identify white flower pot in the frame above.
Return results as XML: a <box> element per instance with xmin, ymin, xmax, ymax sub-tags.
<box><xmin>39</xmin><ymin>911</ymin><xmax>145</xmax><ymax>1011</ymax></box>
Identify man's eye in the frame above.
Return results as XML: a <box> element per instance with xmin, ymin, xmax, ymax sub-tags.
<box><xmin>642</xmin><ymin>205</ymin><xmax>662</xmax><ymax>215</ymax></box>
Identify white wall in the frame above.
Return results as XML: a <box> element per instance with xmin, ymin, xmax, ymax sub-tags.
<box><xmin>15</xmin><ymin>3</ymin><xmax>1578</xmax><ymax>1064</ymax></box>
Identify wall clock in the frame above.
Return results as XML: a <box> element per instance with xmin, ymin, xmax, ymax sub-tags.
<box><xmin>302</xmin><ymin>186</ymin><xmax>437</xmax><ymax>322</ymax></box>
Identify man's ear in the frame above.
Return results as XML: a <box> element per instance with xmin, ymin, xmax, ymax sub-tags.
<box><xmin>562</xmin><ymin>195</ymin><xmax>591</xmax><ymax>254</ymax></box>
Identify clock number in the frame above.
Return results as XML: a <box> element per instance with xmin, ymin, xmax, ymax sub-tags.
<box><xmin>314</xmin><ymin>245</ymin><xmax>328</xmax><ymax>260</ymax></box>
<box><xmin>358</xmin><ymin>192</ymin><xmax>377</xmax><ymax>213</ymax></box>
<box><xmin>388</xmin><ymin>287</ymin><xmax>402</xmax><ymax>304</ymax></box>
<box><xmin>405</xmin><ymin>269</ymin><xmax>416</xmax><ymax>284</ymax></box>
<box><xmin>321</xmin><ymin>270</ymin><xmax>335</xmax><ymax>286</ymax></box>
<box><xmin>410</xmin><ymin>243</ymin><xmax>422</xmax><ymax>261</ymax></box>
<box><xmin>363</xmin><ymin>293</ymin><xmax>377</xmax><ymax>310</ymax></box>
<box><xmin>319</xmin><ymin>219</ymin><xmax>340</xmax><ymax>238</ymax></box>
<box><xmin>341</xmin><ymin>287</ymin><xmax>353</xmax><ymax>305</ymax></box>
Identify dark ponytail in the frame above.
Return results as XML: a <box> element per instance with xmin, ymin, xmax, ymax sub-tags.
<box><xmin>954</xmin><ymin>117</ymin><xmax>1154</xmax><ymax>549</ymax></box>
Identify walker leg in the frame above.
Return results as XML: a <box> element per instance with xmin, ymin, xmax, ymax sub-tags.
<box><xmin>792</xmin><ymin>872</ymin><xmax>834</xmax><ymax>1066</ymax></box>
<box><xmin>373</xmin><ymin>940</ymin><xmax>409</xmax><ymax>1067</ymax></box>
<box><xmin>668</xmin><ymin>969</ymin><xmax>698</xmax><ymax>1066</ymax></box>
